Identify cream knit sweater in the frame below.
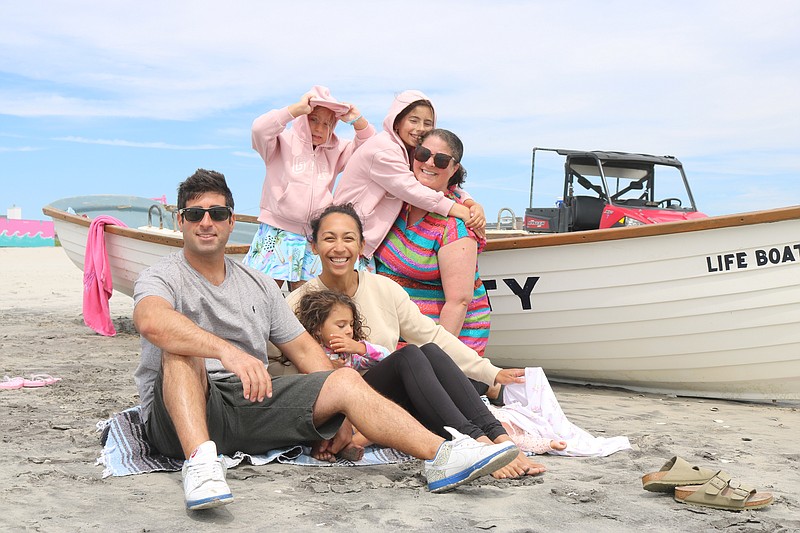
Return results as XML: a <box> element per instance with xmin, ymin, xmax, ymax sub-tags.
<box><xmin>284</xmin><ymin>271</ymin><xmax>501</xmax><ymax>386</ymax></box>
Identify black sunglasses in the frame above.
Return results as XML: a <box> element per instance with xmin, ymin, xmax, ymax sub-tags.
<box><xmin>179</xmin><ymin>206</ymin><xmax>233</xmax><ymax>222</ymax></box>
<box><xmin>414</xmin><ymin>146</ymin><xmax>456</xmax><ymax>169</ymax></box>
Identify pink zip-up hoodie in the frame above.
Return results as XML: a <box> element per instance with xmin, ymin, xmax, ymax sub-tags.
<box><xmin>253</xmin><ymin>85</ymin><xmax>376</xmax><ymax>236</ymax></box>
<box><xmin>333</xmin><ymin>90</ymin><xmax>468</xmax><ymax>258</ymax></box>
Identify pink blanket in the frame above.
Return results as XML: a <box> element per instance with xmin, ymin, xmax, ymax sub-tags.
<box><xmin>83</xmin><ymin>215</ymin><xmax>127</xmax><ymax>336</ymax></box>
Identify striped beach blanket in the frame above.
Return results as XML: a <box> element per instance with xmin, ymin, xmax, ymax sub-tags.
<box><xmin>96</xmin><ymin>406</ymin><xmax>411</xmax><ymax>478</ymax></box>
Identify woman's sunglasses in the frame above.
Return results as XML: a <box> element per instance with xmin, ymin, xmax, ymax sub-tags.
<box><xmin>414</xmin><ymin>146</ymin><xmax>456</xmax><ymax>169</ymax></box>
<box><xmin>179</xmin><ymin>206</ymin><xmax>233</xmax><ymax>222</ymax></box>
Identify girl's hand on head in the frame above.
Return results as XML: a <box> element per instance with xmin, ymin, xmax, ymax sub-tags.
<box><xmin>340</xmin><ymin>104</ymin><xmax>367</xmax><ymax>130</ymax></box>
<box><xmin>339</xmin><ymin>104</ymin><xmax>359</xmax><ymax>123</ymax></box>
<box><xmin>288</xmin><ymin>94</ymin><xmax>313</xmax><ymax>118</ymax></box>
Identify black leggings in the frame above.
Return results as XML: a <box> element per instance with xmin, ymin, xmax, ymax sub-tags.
<box><xmin>362</xmin><ymin>343</ymin><xmax>506</xmax><ymax>441</ymax></box>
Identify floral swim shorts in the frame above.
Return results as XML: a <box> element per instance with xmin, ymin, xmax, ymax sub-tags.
<box><xmin>355</xmin><ymin>255</ymin><xmax>376</xmax><ymax>273</ymax></box>
<box><xmin>242</xmin><ymin>223</ymin><xmax>321</xmax><ymax>282</ymax></box>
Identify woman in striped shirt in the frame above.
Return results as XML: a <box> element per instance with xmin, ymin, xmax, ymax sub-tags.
<box><xmin>374</xmin><ymin>129</ymin><xmax>491</xmax><ymax>356</ymax></box>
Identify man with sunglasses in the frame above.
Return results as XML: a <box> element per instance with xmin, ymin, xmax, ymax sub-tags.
<box><xmin>132</xmin><ymin>169</ymin><xmax>518</xmax><ymax>511</ymax></box>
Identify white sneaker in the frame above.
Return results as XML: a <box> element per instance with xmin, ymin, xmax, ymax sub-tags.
<box><xmin>424</xmin><ymin>427</ymin><xmax>519</xmax><ymax>493</ymax></box>
<box><xmin>182</xmin><ymin>441</ymin><xmax>234</xmax><ymax>510</ymax></box>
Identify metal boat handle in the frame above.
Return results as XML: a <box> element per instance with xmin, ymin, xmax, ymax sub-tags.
<box><xmin>147</xmin><ymin>204</ymin><xmax>164</xmax><ymax>229</ymax></box>
<box><xmin>496</xmin><ymin>207</ymin><xmax>517</xmax><ymax>230</ymax></box>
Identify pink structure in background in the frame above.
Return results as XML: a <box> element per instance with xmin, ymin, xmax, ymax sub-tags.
<box><xmin>0</xmin><ymin>217</ymin><xmax>56</xmax><ymax>247</ymax></box>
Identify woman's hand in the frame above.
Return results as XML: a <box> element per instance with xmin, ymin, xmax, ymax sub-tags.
<box><xmin>494</xmin><ymin>368</ymin><xmax>525</xmax><ymax>386</ymax></box>
<box><xmin>328</xmin><ymin>334</ymin><xmax>367</xmax><ymax>355</ymax></box>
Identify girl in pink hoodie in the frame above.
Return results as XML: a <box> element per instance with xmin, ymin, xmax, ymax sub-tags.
<box><xmin>243</xmin><ymin>86</ymin><xmax>376</xmax><ymax>289</ymax></box>
<box><xmin>333</xmin><ymin>90</ymin><xmax>484</xmax><ymax>267</ymax></box>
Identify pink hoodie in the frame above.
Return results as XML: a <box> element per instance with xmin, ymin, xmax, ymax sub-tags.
<box><xmin>333</xmin><ymin>90</ymin><xmax>469</xmax><ymax>258</ymax></box>
<box><xmin>253</xmin><ymin>85</ymin><xmax>376</xmax><ymax>236</ymax></box>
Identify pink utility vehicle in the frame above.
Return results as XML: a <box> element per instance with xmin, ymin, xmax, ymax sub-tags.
<box><xmin>524</xmin><ymin>148</ymin><xmax>707</xmax><ymax>233</ymax></box>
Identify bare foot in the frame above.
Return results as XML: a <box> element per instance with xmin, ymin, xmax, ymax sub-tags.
<box><xmin>311</xmin><ymin>449</ymin><xmax>336</xmax><ymax>462</ymax></box>
<box><xmin>310</xmin><ymin>441</ymin><xmax>336</xmax><ymax>462</ymax></box>
<box><xmin>492</xmin><ymin>451</ymin><xmax>546</xmax><ymax>479</ymax></box>
<box><xmin>486</xmin><ymin>435</ymin><xmax>546</xmax><ymax>479</ymax></box>
<box><xmin>336</xmin><ymin>443</ymin><xmax>365</xmax><ymax>462</ymax></box>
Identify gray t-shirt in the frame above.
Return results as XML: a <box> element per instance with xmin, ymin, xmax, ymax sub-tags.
<box><xmin>133</xmin><ymin>250</ymin><xmax>305</xmax><ymax>421</ymax></box>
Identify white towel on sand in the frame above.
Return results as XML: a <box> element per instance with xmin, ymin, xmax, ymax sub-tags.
<box><xmin>493</xmin><ymin>367</ymin><xmax>631</xmax><ymax>457</ymax></box>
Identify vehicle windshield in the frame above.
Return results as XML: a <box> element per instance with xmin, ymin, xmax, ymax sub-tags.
<box><xmin>569</xmin><ymin>160</ymin><xmax>695</xmax><ymax>210</ymax></box>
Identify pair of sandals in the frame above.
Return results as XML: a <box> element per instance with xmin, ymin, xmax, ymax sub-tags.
<box><xmin>641</xmin><ymin>456</ymin><xmax>773</xmax><ymax>511</ymax></box>
<box><xmin>0</xmin><ymin>374</ymin><xmax>62</xmax><ymax>390</ymax></box>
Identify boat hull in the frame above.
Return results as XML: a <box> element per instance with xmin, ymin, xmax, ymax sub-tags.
<box><xmin>480</xmin><ymin>206</ymin><xmax>800</xmax><ymax>401</ymax></box>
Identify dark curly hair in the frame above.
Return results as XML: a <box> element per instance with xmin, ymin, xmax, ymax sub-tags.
<box><xmin>308</xmin><ymin>202</ymin><xmax>365</xmax><ymax>243</ymax></box>
<box><xmin>418</xmin><ymin>129</ymin><xmax>467</xmax><ymax>189</ymax></box>
<box><xmin>295</xmin><ymin>290</ymin><xmax>369</xmax><ymax>344</ymax></box>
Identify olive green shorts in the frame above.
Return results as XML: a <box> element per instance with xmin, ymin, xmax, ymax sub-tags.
<box><xmin>145</xmin><ymin>370</ymin><xmax>342</xmax><ymax>458</ymax></box>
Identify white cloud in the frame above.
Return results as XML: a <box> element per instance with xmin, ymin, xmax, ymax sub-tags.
<box><xmin>53</xmin><ymin>136</ymin><xmax>230</xmax><ymax>150</ymax></box>
<box><xmin>2</xmin><ymin>1</ymin><xmax>798</xmax><ymax>128</ymax></box>
<box><xmin>2</xmin><ymin>1</ymin><xmax>800</xmax><ymax>219</ymax></box>
<box><xmin>231</xmin><ymin>151</ymin><xmax>260</xmax><ymax>159</ymax></box>
<box><xmin>0</xmin><ymin>146</ymin><xmax>39</xmax><ymax>152</ymax></box>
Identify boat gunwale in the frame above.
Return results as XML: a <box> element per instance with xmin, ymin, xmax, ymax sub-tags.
<box><xmin>42</xmin><ymin>205</ymin><xmax>253</xmax><ymax>254</ymax></box>
<box><xmin>43</xmin><ymin>203</ymin><xmax>800</xmax><ymax>254</ymax></box>
<box><xmin>485</xmin><ymin>205</ymin><xmax>800</xmax><ymax>251</ymax></box>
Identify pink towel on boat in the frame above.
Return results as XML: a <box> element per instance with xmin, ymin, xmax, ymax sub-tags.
<box><xmin>83</xmin><ymin>215</ymin><xmax>127</xmax><ymax>336</ymax></box>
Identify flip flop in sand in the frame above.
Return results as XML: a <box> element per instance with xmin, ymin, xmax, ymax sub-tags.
<box><xmin>1</xmin><ymin>376</ymin><xmax>24</xmax><ymax>390</ymax></box>
<box><xmin>674</xmin><ymin>471</ymin><xmax>773</xmax><ymax>511</ymax></box>
<box><xmin>641</xmin><ymin>456</ymin><xmax>720</xmax><ymax>492</ymax></box>
<box><xmin>22</xmin><ymin>374</ymin><xmax>62</xmax><ymax>388</ymax></box>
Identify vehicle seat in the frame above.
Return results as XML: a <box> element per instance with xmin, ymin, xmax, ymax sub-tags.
<box><xmin>571</xmin><ymin>196</ymin><xmax>605</xmax><ymax>231</ymax></box>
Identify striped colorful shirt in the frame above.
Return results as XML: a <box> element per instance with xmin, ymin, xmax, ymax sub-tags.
<box><xmin>374</xmin><ymin>200</ymin><xmax>491</xmax><ymax>355</ymax></box>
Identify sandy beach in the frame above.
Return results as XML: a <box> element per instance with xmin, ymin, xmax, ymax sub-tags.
<box><xmin>1</xmin><ymin>246</ymin><xmax>798</xmax><ymax>532</ymax></box>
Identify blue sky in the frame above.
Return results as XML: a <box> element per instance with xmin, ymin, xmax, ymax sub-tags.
<box><xmin>2</xmin><ymin>1</ymin><xmax>800</xmax><ymax>222</ymax></box>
